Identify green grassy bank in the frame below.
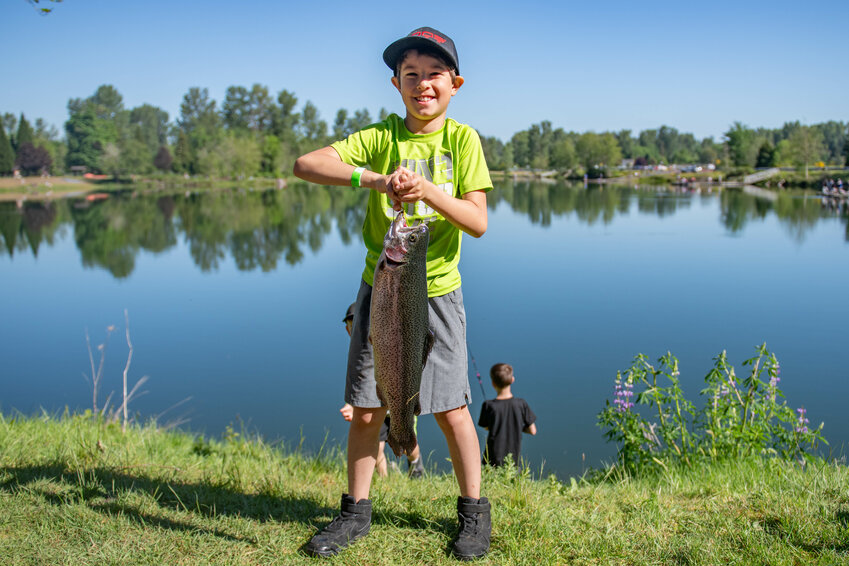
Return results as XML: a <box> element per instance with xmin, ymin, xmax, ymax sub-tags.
<box><xmin>1</xmin><ymin>413</ymin><xmax>847</xmax><ymax>565</ymax></box>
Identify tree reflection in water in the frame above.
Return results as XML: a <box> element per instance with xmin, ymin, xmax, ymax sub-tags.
<box><xmin>0</xmin><ymin>181</ymin><xmax>845</xmax><ymax>278</ymax></box>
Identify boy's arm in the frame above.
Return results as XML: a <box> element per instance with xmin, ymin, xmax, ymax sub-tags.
<box><xmin>292</xmin><ymin>146</ymin><xmax>403</xmax><ymax>207</ymax></box>
<box><xmin>392</xmin><ymin>167</ymin><xmax>488</xmax><ymax>238</ymax></box>
<box><xmin>523</xmin><ymin>403</ymin><xmax>537</xmax><ymax>435</ymax></box>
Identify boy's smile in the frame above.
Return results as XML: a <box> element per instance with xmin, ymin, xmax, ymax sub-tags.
<box><xmin>392</xmin><ymin>50</ymin><xmax>464</xmax><ymax>135</ymax></box>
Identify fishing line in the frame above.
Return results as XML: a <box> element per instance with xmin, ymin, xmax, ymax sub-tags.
<box><xmin>468</xmin><ymin>344</ymin><xmax>487</xmax><ymax>399</ymax></box>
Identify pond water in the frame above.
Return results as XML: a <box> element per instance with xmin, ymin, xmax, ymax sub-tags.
<box><xmin>1</xmin><ymin>181</ymin><xmax>847</xmax><ymax>479</ymax></box>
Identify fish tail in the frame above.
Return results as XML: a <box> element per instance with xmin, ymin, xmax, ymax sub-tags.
<box><xmin>387</xmin><ymin>429</ymin><xmax>418</xmax><ymax>458</ymax></box>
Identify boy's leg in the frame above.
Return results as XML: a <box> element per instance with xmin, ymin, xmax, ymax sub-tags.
<box><xmin>435</xmin><ymin>404</ymin><xmax>490</xmax><ymax>560</ymax></box>
<box><xmin>305</xmin><ymin>405</ymin><xmax>385</xmax><ymax>558</ymax></box>
<box><xmin>348</xmin><ymin>406</ymin><xmax>387</xmax><ymax>500</ymax></box>
<box><xmin>375</xmin><ymin>441</ymin><xmax>388</xmax><ymax>477</ymax></box>
<box><xmin>406</xmin><ymin>443</ymin><xmax>425</xmax><ymax>478</ymax></box>
<box><xmin>434</xmin><ymin>405</ymin><xmax>481</xmax><ymax>498</ymax></box>
<box><xmin>375</xmin><ymin>415</ymin><xmax>390</xmax><ymax>477</ymax></box>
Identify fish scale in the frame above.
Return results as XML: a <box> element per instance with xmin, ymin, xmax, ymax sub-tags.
<box><xmin>369</xmin><ymin>211</ymin><xmax>433</xmax><ymax>457</ymax></box>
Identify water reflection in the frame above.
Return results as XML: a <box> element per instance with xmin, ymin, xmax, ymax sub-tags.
<box><xmin>1</xmin><ymin>181</ymin><xmax>846</xmax><ymax>277</ymax></box>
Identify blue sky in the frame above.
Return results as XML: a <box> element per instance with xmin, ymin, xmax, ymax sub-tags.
<box><xmin>3</xmin><ymin>0</ymin><xmax>847</xmax><ymax>142</ymax></box>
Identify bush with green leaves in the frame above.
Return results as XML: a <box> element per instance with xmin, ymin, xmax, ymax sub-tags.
<box><xmin>598</xmin><ymin>343</ymin><xmax>825</xmax><ymax>473</ymax></box>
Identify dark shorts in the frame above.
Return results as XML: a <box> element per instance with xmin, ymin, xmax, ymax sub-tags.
<box><xmin>345</xmin><ymin>279</ymin><xmax>472</xmax><ymax>415</ymax></box>
<box><xmin>379</xmin><ymin>415</ymin><xmax>389</xmax><ymax>442</ymax></box>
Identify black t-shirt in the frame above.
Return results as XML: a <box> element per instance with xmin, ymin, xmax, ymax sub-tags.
<box><xmin>478</xmin><ymin>397</ymin><xmax>536</xmax><ymax>466</ymax></box>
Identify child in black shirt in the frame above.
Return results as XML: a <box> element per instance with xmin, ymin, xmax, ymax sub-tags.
<box><xmin>478</xmin><ymin>363</ymin><xmax>537</xmax><ymax>467</ymax></box>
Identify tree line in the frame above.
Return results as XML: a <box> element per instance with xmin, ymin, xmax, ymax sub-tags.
<box><xmin>481</xmin><ymin>121</ymin><xmax>849</xmax><ymax>175</ymax></box>
<box><xmin>1</xmin><ymin>83</ymin><xmax>847</xmax><ymax>179</ymax></box>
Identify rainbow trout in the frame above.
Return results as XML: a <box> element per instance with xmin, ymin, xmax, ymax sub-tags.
<box><xmin>370</xmin><ymin>210</ymin><xmax>433</xmax><ymax>457</ymax></box>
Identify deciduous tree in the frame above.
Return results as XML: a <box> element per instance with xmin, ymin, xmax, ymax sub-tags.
<box><xmin>16</xmin><ymin>142</ymin><xmax>52</xmax><ymax>175</ymax></box>
<box><xmin>223</xmin><ymin>84</ymin><xmax>274</xmax><ymax>134</ymax></box>
<box><xmin>65</xmin><ymin>106</ymin><xmax>111</xmax><ymax>172</ymax></box>
<box><xmin>297</xmin><ymin>101</ymin><xmax>327</xmax><ymax>152</ymax></box>
<box><xmin>786</xmin><ymin>126</ymin><xmax>825</xmax><ymax>179</ymax></box>
<box><xmin>724</xmin><ymin>122</ymin><xmax>758</xmax><ymax>168</ymax></box>
<box><xmin>129</xmin><ymin>104</ymin><xmax>169</xmax><ymax>155</ymax></box>
<box><xmin>2</xmin><ymin>113</ymin><xmax>18</xmax><ymax>140</ymax></box>
<box><xmin>178</xmin><ymin>87</ymin><xmax>221</xmax><ymax>172</ymax></box>
<box><xmin>154</xmin><ymin>145</ymin><xmax>173</xmax><ymax>172</ymax></box>
<box><xmin>576</xmin><ymin>132</ymin><xmax>621</xmax><ymax>173</ymax></box>
<box><xmin>755</xmin><ymin>141</ymin><xmax>776</xmax><ymax>168</ymax></box>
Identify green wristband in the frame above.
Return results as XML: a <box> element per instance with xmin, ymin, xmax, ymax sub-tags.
<box><xmin>351</xmin><ymin>167</ymin><xmax>365</xmax><ymax>188</ymax></box>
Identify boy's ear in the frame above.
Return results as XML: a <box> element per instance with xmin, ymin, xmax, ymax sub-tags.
<box><xmin>391</xmin><ymin>76</ymin><xmax>401</xmax><ymax>91</ymax></box>
<box><xmin>452</xmin><ymin>75</ymin><xmax>464</xmax><ymax>93</ymax></box>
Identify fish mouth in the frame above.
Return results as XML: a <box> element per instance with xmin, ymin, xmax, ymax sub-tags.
<box><xmin>388</xmin><ymin>210</ymin><xmax>407</xmax><ymax>240</ymax></box>
<box><xmin>384</xmin><ymin>246</ymin><xmax>407</xmax><ymax>265</ymax></box>
<box><xmin>380</xmin><ymin>211</ymin><xmax>429</xmax><ymax>269</ymax></box>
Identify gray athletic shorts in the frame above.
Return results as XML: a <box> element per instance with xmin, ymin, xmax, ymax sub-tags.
<box><xmin>345</xmin><ymin>279</ymin><xmax>472</xmax><ymax>415</ymax></box>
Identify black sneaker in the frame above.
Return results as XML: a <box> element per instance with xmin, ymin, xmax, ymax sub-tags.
<box><xmin>452</xmin><ymin>496</ymin><xmax>491</xmax><ymax>560</ymax></box>
<box><xmin>408</xmin><ymin>457</ymin><xmax>425</xmax><ymax>479</ymax></box>
<box><xmin>304</xmin><ymin>494</ymin><xmax>371</xmax><ymax>558</ymax></box>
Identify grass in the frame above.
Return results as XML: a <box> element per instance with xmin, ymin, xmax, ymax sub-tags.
<box><xmin>1</xmin><ymin>413</ymin><xmax>847</xmax><ymax>565</ymax></box>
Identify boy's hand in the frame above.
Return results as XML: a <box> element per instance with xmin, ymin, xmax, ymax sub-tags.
<box><xmin>376</xmin><ymin>168</ymin><xmax>408</xmax><ymax>211</ymax></box>
<box><xmin>340</xmin><ymin>403</ymin><xmax>354</xmax><ymax>422</ymax></box>
<box><xmin>390</xmin><ymin>166</ymin><xmax>432</xmax><ymax>205</ymax></box>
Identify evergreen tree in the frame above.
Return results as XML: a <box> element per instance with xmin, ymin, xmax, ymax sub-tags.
<box><xmin>0</xmin><ymin>126</ymin><xmax>14</xmax><ymax>175</ymax></box>
<box><xmin>15</xmin><ymin>114</ymin><xmax>35</xmax><ymax>152</ymax></box>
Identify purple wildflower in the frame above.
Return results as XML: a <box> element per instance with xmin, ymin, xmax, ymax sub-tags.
<box><xmin>768</xmin><ymin>360</ymin><xmax>781</xmax><ymax>387</ymax></box>
<box><xmin>795</xmin><ymin>407</ymin><xmax>810</xmax><ymax>434</ymax></box>
<box><xmin>613</xmin><ymin>374</ymin><xmax>634</xmax><ymax>413</ymax></box>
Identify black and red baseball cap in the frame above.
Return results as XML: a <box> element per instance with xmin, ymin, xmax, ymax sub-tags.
<box><xmin>342</xmin><ymin>303</ymin><xmax>355</xmax><ymax>323</ymax></box>
<box><xmin>382</xmin><ymin>27</ymin><xmax>460</xmax><ymax>75</ymax></box>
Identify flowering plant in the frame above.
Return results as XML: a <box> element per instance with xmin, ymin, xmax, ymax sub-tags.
<box><xmin>598</xmin><ymin>343</ymin><xmax>826</xmax><ymax>473</ymax></box>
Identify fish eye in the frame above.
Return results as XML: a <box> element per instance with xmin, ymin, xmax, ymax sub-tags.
<box><xmin>409</xmin><ymin>234</ymin><xmax>418</xmax><ymax>243</ymax></box>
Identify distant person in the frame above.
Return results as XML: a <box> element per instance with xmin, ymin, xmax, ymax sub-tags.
<box><xmin>478</xmin><ymin>363</ymin><xmax>537</xmax><ymax>467</ymax></box>
<box><xmin>339</xmin><ymin>304</ymin><xmax>424</xmax><ymax>479</ymax></box>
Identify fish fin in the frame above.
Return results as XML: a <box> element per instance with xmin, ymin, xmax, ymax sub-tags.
<box><xmin>422</xmin><ymin>329</ymin><xmax>434</xmax><ymax>368</ymax></box>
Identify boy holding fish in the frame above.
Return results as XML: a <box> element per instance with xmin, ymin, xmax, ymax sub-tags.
<box><xmin>294</xmin><ymin>26</ymin><xmax>492</xmax><ymax>560</ymax></box>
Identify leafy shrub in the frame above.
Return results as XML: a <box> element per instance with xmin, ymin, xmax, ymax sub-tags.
<box><xmin>598</xmin><ymin>343</ymin><xmax>825</xmax><ymax>473</ymax></box>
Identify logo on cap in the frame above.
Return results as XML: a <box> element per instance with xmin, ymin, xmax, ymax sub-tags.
<box><xmin>410</xmin><ymin>30</ymin><xmax>446</xmax><ymax>44</ymax></box>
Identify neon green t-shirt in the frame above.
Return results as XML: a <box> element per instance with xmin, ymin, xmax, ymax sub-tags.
<box><xmin>331</xmin><ymin>114</ymin><xmax>492</xmax><ymax>297</ymax></box>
